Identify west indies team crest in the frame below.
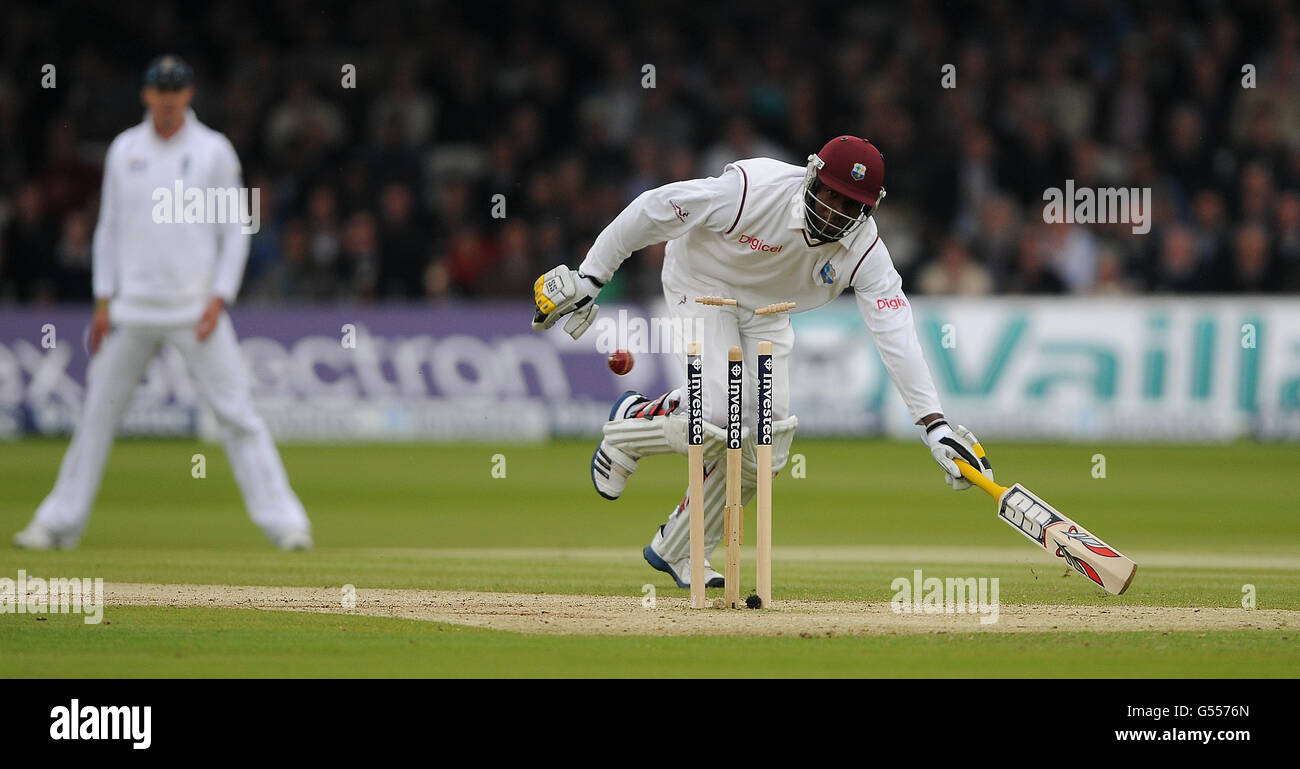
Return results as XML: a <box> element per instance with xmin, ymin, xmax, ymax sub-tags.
<box><xmin>851</xmin><ymin>162</ymin><xmax>867</xmax><ymax>180</ymax></box>
<box><xmin>819</xmin><ymin>261</ymin><xmax>836</xmax><ymax>284</ymax></box>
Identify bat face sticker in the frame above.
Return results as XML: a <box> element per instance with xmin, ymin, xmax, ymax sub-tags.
<box><xmin>1061</xmin><ymin>525</ymin><xmax>1122</xmax><ymax>558</ymax></box>
<box><xmin>1053</xmin><ymin>525</ymin><xmax>1106</xmax><ymax>587</ymax></box>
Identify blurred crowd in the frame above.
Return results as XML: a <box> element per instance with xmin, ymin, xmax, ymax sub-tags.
<box><xmin>2</xmin><ymin>0</ymin><xmax>1299</xmax><ymax>306</ymax></box>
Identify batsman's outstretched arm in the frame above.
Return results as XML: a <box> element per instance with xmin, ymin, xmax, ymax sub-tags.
<box><xmin>850</xmin><ymin>241</ymin><xmax>941</xmax><ymax>423</ymax></box>
<box><xmin>576</xmin><ymin>169</ymin><xmax>742</xmax><ymax>284</ymax></box>
<box><xmin>849</xmin><ymin>236</ymin><xmax>994</xmax><ymax>491</ymax></box>
<box><xmin>530</xmin><ymin>168</ymin><xmax>743</xmax><ymax>340</ymax></box>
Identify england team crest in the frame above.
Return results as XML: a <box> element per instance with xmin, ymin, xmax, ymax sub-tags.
<box><xmin>851</xmin><ymin>162</ymin><xmax>867</xmax><ymax>180</ymax></box>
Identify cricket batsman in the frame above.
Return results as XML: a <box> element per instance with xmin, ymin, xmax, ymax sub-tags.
<box><xmin>531</xmin><ymin>136</ymin><xmax>994</xmax><ymax>588</ymax></box>
<box><xmin>13</xmin><ymin>56</ymin><xmax>313</xmax><ymax>551</ymax></box>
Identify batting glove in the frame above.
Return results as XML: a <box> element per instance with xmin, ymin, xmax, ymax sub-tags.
<box><xmin>531</xmin><ymin>265</ymin><xmax>602</xmax><ymax>340</ymax></box>
<box><xmin>923</xmin><ymin>420</ymin><xmax>994</xmax><ymax>491</ymax></box>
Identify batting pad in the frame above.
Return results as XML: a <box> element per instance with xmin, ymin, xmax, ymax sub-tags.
<box><xmin>655</xmin><ymin>415</ymin><xmax>796</xmax><ymax>563</ymax></box>
<box><xmin>662</xmin><ymin>411</ymin><xmax>745</xmax><ymax>461</ymax></box>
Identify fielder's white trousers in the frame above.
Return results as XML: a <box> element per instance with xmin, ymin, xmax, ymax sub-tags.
<box><xmin>31</xmin><ymin>313</ymin><xmax>310</xmax><ymax>541</ymax></box>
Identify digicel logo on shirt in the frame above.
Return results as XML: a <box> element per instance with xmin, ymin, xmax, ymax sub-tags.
<box><xmin>737</xmin><ymin>234</ymin><xmax>783</xmax><ymax>253</ymax></box>
<box><xmin>876</xmin><ymin>296</ymin><xmax>908</xmax><ymax>311</ymax></box>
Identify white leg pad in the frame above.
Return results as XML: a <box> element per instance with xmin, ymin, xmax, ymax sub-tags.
<box><xmin>662</xmin><ymin>411</ymin><xmax>748</xmax><ymax>461</ymax></box>
<box><xmin>654</xmin><ymin>415</ymin><xmax>796</xmax><ymax>563</ymax></box>
<box><xmin>602</xmin><ymin>412</ymin><xmax>678</xmax><ymax>460</ymax></box>
<box><xmin>746</xmin><ymin>415</ymin><xmax>799</xmax><ymax>475</ymax></box>
<box><xmin>615</xmin><ymin>410</ymin><xmax>747</xmax><ymax>462</ymax></box>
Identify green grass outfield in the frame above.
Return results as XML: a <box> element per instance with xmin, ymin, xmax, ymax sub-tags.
<box><xmin>2</xmin><ymin>438</ymin><xmax>1297</xmax><ymax>677</ymax></box>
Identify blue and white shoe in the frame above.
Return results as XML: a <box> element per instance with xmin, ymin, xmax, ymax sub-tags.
<box><xmin>643</xmin><ymin>525</ymin><xmax>725</xmax><ymax>588</ymax></box>
<box><xmin>590</xmin><ymin>391</ymin><xmax>646</xmax><ymax>500</ymax></box>
<box><xmin>607</xmin><ymin>390</ymin><xmax>646</xmax><ymax>422</ymax></box>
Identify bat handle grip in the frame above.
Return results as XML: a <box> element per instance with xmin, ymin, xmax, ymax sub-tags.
<box><xmin>954</xmin><ymin>459</ymin><xmax>1008</xmax><ymax>499</ymax></box>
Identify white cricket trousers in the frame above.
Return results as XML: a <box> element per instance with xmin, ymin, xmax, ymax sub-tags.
<box><xmin>31</xmin><ymin>312</ymin><xmax>310</xmax><ymax>541</ymax></box>
<box><xmin>652</xmin><ymin>276</ymin><xmax>794</xmax><ymax>563</ymax></box>
<box><xmin>661</xmin><ymin>279</ymin><xmax>794</xmax><ymax>430</ymax></box>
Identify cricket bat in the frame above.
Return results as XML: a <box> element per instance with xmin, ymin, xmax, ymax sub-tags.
<box><xmin>954</xmin><ymin>459</ymin><xmax>1137</xmax><ymax>595</ymax></box>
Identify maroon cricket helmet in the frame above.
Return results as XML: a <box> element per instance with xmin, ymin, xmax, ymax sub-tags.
<box><xmin>813</xmin><ymin>135</ymin><xmax>885</xmax><ymax>207</ymax></box>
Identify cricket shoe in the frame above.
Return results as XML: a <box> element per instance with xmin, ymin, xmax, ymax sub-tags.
<box><xmin>590</xmin><ymin>391</ymin><xmax>647</xmax><ymax>500</ymax></box>
<box><xmin>643</xmin><ymin>526</ymin><xmax>724</xmax><ymax>588</ymax></box>
<box><xmin>269</xmin><ymin>527</ymin><xmax>314</xmax><ymax>551</ymax></box>
<box><xmin>13</xmin><ymin>523</ymin><xmax>79</xmax><ymax>550</ymax></box>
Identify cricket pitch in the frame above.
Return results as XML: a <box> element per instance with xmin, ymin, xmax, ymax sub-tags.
<box><xmin>102</xmin><ymin>582</ymin><xmax>1300</xmax><ymax>637</ymax></box>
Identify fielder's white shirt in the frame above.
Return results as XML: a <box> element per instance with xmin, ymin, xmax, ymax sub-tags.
<box><xmin>93</xmin><ymin>109</ymin><xmax>249</xmax><ymax>326</ymax></box>
<box><xmin>579</xmin><ymin>157</ymin><xmax>944</xmax><ymax>421</ymax></box>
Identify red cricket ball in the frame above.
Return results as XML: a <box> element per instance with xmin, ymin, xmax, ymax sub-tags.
<box><xmin>608</xmin><ymin>349</ymin><xmax>634</xmax><ymax>375</ymax></box>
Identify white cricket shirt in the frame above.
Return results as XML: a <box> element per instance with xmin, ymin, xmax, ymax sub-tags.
<box><xmin>93</xmin><ymin>109</ymin><xmax>249</xmax><ymax>326</ymax></box>
<box><xmin>579</xmin><ymin>157</ymin><xmax>944</xmax><ymax>421</ymax></box>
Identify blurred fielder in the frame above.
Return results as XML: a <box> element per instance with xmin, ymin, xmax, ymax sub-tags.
<box><xmin>532</xmin><ymin>136</ymin><xmax>993</xmax><ymax>588</ymax></box>
<box><xmin>14</xmin><ymin>56</ymin><xmax>313</xmax><ymax>550</ymax></box>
